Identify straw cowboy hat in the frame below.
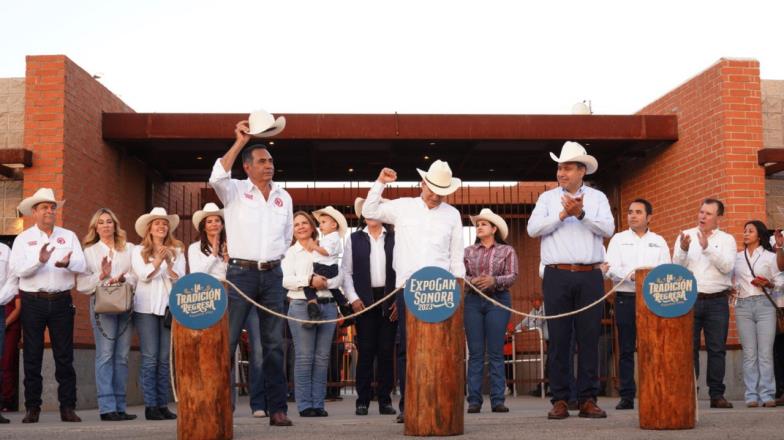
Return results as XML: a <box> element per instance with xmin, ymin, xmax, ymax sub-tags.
<box><xmin>353</xmin><ymin>197</ymin><xmax>390</xmax><ymax>220</ymax></box>
<box><xmin>248</xmin><ymin>110</ymin><xmax>286</xmax><ymax>138</ymax></box>
<box><xmin>135</xmin><ymin>207</ymin><xmax>180</xmax><ymax>237</ymax></box>
<box><xmin>549</xmin><ymin>141</ymin><xmax>598</xmax><ymax>175</ymax></box>
<box><xmin>192</xmin><ymin>202</ymin><xmax>224</xmax><ymax>230</ymax></box>
<box><xmin>17</xmin><ymin>188</ymin><xmax>64</xmax><ymax>216</ymax></box>
<box><xmin>470</xmin><ymin>208</ymin><xmax>509</xmax><ymax>240</ymax></box>
<box><xmin>416</xmin><ymin>160</ymin><xmax>462</xmax><ymax>196</ymax></box>
<box><xmin>312</xmin><ymin>206</ymin><xmax>348</xmax><ymax>238</ymax></box>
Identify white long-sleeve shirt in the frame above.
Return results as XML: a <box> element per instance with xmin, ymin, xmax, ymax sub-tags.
<box><xmin>131</xmin><ymin>245</ymin><xmax>186</xmax><ymax>315</ymax></box>
<box><xmin>282</xmin><ymin>242</ymin><xmax>343</xmax><ymax>301</ymax></box>
<box><xmin>0</xmin><ymin>243</ymin><xmax>9</xmax><ymax>294</ymax></box>
<box><xmin>362</xmin><ymin>181</ymin><xmax>465</xmax><ymax>287</ymax></box>
<box><xmin>187</xmin><ymin>241</ymin><xmax>228</xmax><ymax>280</ymax></box>
<box><xmin>673</xmin><ymin>227</ymin><xmax>736</xmax><ymax>294</ymax></box>
<box><xmin>77</xmin><ymin>241</ymin><xmax>137</xmax><ymax>294</ymax></box>
<box><xmin>10</xmin><ymin>225</ymin><xmax>86</xmax><ymax>293</ymax></box>
<box><xmin>527</xmin><ymin>185</ymin><xmax>614</xmax><ymax>265</ymax></box>
<box><xmin>606</xmin><ymin>229</ymin><xmax>671</xmax><ymax>292</ymax></box>
<box><xmin>341</xmin><ymin>228</ymin><xmax>388</xmax><ymax>304</ymax></box>
<box><xmin>734</xmin><ymin>247</ymin><xmax>780</xmax><ymax>299</ymax></box>
<box><xmin>208</xmin><ymin>159</ymin><xmax>293</xmax><ymax>262</ymax></box>
<box><xmin>0</xmin><ymin>243</ymin><xmax>13</xmax><ymax>306</ymax></box>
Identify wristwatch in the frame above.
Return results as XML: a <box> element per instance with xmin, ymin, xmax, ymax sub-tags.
<box><xmin>577</xmin><ymin>210</ymin><xmax>586</xmax><ymax>220</ymax></box>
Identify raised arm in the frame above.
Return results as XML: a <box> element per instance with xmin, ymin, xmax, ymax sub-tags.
<box><xmin>362</xmin><ymin>168</ymin><xmax>398</xmax><ymax>224</ymax></box>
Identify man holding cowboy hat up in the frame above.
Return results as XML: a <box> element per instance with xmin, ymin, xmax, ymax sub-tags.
<box><xmin>362</xmin><ymin>159</ymin><xmax>466</xmax><ymax>423</ymax></box>
<box><xmin>527</xmin><ymin>142</ymin><xmax>614</xmax><ymax>420</ymax></box>
<box><xmin>10</xmin><ymin>188</ymin><xmax>87</xmax><ymax>423</ymax></box>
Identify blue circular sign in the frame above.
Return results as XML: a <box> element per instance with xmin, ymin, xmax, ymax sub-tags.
<box><xmin>642</xmin><ymin>264</ymin><xmax>698</xmax><ymax>318</ymax></box>
<box><xmin>169</xmin><ymin>273</ymin><xmax>228</xmax><ymax>330</ymax></box>
<box><xmin>404</xmin><ymin>266</ymin><xmax>461</xmax><ymax>323</ymax></box>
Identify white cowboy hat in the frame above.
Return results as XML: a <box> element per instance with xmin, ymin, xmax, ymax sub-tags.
<box><xmin>135</xmin><ymin>207</ymin><xmax>180</xmax><ymax>238</ymax></box>
<box><xmin>470</xmin><ymin>208</ymin><xmax>509</xmax><ymax>240</ymax></box>
<box><xmin>248</xmin><ymin>110</ymin><xmax>286</xmax><ymax>138</ymax></box>
<box><xmin>192</xmin><ymin>202</ymin><xmax>224</xmax><ymax>230</ymax></box>
<box><xmin>312</xmin><ymin>206</ymin><xmax>348</xmax><ymax>238</ymax></box>
<box><xmin>416</xmin><ymin>160</ymin><xmax>462</xmax><ymax>196</ymax></box>
<box><xmin>549</xmin><ymin>141</ymin><xmax>598</xmax><ymax>175</ymax></box>
<box><xmin>17</xmin><ymin>188</ymin><xmax>65</xmax><ymax>216</ymax></box>
<box><xmin>354</xmin><ymin>197</ymin><xmax>390</xmax><ymax>220</ymax></box>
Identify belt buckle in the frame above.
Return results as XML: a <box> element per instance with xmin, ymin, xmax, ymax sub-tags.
<box><xmin>569</xmin><ymin>265</ymin><xmax>578</xmax><ymax>272</ymax></box>
<box><xmin>257</xmin><ymin>261</ymin><xmax>264</xmax><ymax>271</ymax></box>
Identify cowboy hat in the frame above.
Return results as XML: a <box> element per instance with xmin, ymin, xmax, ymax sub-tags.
<box><xmin>312</xmin><ymin>206</ymin><xmax>348</xmax><ymax>238</ymax></box>
<box><xmin>17</xmin><ymin>188</ymin><xmax>65</xmax><ymax>216</ymax></box>
<box><xmin>416</xmin><ymin>160</ymin><xmax>461</xmax><ymax>196</ymax></box>
<box><xmin>248</xmin><ymin>110</ymin><xmax>286</xmax><ymax>138</ymax></box>
<box><xmin>192</xmin><ymin>202</ymin><xmax>224</xmax><ymax>230</ymax></box>
<box><xmin>470</xmin><ymin>208</ymin><xmax>509</xmax><ymax>240</ymax></box>
<box><xmin>354</xmin><ymin>197</ymin><xmax>390</xmax><ymax>220</ymax></box>
<box><xmin>135</xmin><ymin>207</ymin><xmax>180</xmax><ymax>237</ymax></box>
<box><xmin>549</xmin><ymin>141</ymin><xmax>598</xmax><ymax>175</ymax></box>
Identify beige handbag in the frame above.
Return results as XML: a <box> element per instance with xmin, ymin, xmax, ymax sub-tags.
<box><xmin>94</xmin><ymin>283</ymin><xmax>134</xmax><ymax>314</ymax></box>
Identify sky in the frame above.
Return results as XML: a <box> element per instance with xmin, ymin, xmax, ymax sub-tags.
<box><xmin>2</xmin><ymin>0</ymin><xmax>783</xmax><ymax>115</ymax></box>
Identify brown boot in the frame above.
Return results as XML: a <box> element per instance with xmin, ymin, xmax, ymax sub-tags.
<box><xmin>269</xmin><ymin>411</ymin><xmax>292</xmax><ymax>426</ymax></box>
<box><xmin>60</xmin><ymin>407</ymin><xmax>82</xmax><ymax>422</ymax></box>
<box><xmin>578</xmin><ymin>399</ymin><xmax>607</xmax><ymax>418</ymax></box>
<box><xmin>547</xmin><ymin>400</ymin><xmax>569</xmax><ymax>420</ymax></box>
<box><xmin>22</xmin><ymin>407</ymin><xmax>40</xmax><ymax>424</ymax></box>
<box><xmin>710</xmin><ymin>397</ymin><xmax>733</xmax><ymax>408</ymax></box>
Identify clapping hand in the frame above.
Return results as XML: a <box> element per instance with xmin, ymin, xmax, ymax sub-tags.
<box><xmin>561</xmin><ymin>194</ymin><xmax>584</xmax><ymax>218</ymax></box>
<box><xmin>39</xmin><ymin>244</ymin><xmax>54</xmax><ymax>263</ymax></box>
<box><xmin>679</xmin><ymin>232</ymin><xmax>691</xmax><ymax>252</ymax></box>
<box><xmin>775</xmin><ymin>229</ymin><xmax>783</xmax><ymax>249</ymax></box>
<box><xmin>697</xmin><ymin>230</ymin><xmax>710</xmax><ymax>250</ymax></box>
<box><xmin>108</xmin><ymin>273</ymin><xmax>126</xmax><ymax>285</ymax></box>
<box><xmin>99</xmin><ymin>256</ymin><xmax>112</xmax><ymax>280</ymax></box>
<box><xmin>54</xmin><ymin>251</ymin><xmax>72</xmax><ymax>268</ymax></box>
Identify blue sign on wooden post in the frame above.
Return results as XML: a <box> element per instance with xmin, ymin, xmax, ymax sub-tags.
<box><xmin>404</xmin><ymin>266</ymin><xmax>461</xmax><ymax>323</ymax></box>
<box><xmin>642</xmin><ymin>264</ymin><xmax>698</xmax><ymax>318</ymax></box>
<box><xmin>169</xmin><ymin>273</ymin><xmax>228</xmax><ymax>330</ymax></box>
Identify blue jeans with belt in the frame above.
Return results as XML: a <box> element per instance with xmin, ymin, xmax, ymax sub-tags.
<box><xmin>287</xmin><ymin>299</ymin><xmax>337</xmax><ymax>412</ymax></box>
<box><xmin>693</xmin><ymin>293</ymin><xmax>730</xmax><ymax>399</ymax></box>
<box><xmin>464</xmin><ymin>290</ymin><xmax>511</xmax><ymax>408</ymax></box>
<box><xmin>90</xmin><ymin>299</ymin><xmax>132</xmax><ymax>414</ymax></box>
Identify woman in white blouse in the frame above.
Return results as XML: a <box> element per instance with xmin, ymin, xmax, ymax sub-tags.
<box><xmin>76</xmin><ymin>208</ymin><xmax>137</xmax><ymax>422</ymax></box>
<box><xmin>131</xmin><ymin>207</ymin><xmax>185</xmax><ymax>421</ymax></box>
<box><xmin>733</xmin><ymin>220</ymin><xmax>780</xmax><ymax>408</ymax></box>
<box><xmin>187</xmin><ymin>203</ymin><xmax>227</xmax><ymax>279</ymax></box>
<box><xmin>283</xmin><ymin>211</ymin><xmax>342</xmax><ymax>417</ymax></box>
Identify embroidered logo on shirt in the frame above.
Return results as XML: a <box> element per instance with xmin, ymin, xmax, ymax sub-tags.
<box><xmin>27</xmin><ymin>241</ymin><xmax>37</xmax><ymax>246</ymax></box>
<box><xmin>274</xmin><ymin>197</ymin><xmax>283</xmax><ymax>207</ymax></box>
<box><xmin>57</xmin><ymin>237</ymin><xmax>66</xmax><ymax>245</ymax></box>
<box><xmin>244</xmin><ymin>193</ymin><xmax>254</xmax><ymax>200</ymax></box>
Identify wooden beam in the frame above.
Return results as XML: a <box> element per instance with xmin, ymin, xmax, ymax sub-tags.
<box><xmin>0</xmin><ymin>149</ymin><xmax>33</xmax><ymax>167</ymax></box>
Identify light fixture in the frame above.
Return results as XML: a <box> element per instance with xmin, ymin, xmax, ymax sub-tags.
<box><xmin>348</xmin><ymin>168</ymin><xmax>354</xmax><ymax>173</ymax></box>
<box><xmin>488</xmin><ymin>168</ymin><xmax>495</xmax><ymax>172</ymax></box>
<box><xmin>429</xmin><ymin>142</ymin><xmax>436</xmax><ymax>146</ymax></box>
<box><xmin>571</xmin><ymin>101</ymin><xmax>592</xmax><ymax>115</ymax></box>
<box><xmin>269</xmin><ymin>141</ymin><xmax>275</xmax><ymax>146</ymax></box>
<box><xmin>195</xmin><ymin>156</ymin><xmax>203</xmax><ymax>160</ymax></box>
<box><xmin>424</xmin><ymin>155</ymin><xmax>430</xmax><ymax>160</ymax></box>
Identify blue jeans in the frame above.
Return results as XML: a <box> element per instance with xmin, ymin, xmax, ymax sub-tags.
<box><xmin>134</xmin><ymin>313</ymin><xmax>170</xmax><ymax>407</ymax></box>
<box><xmin>735</xmin><ymin>295</ymin><xmax>777</xmax><ymax>403</ymax></box>
<box><xmin>464</xmin><ymin>291</ymin><xmax>511</xmax><ymax>408</ymax></box>
<box><xmin>693</xmin><ymin>295</ymin><xmax>730</xmax><ymax>398</ymax></box>
<box><xmin>90</xmin><ymin>299</ymin><xmax>132</xmax><ymax>414</ymax></box>
<box><xmin>244</xmin><ymin>311</ymin><xmax>266</xmax><ymax>412</ymax></box>
<box><xmin>287</xmin><ymin>300</ymin><xmax>337</xmax><ymax>412</ymax></box>
<box><xmin>615</xmin><ymin>293</ymin><xmax>637</xmax><ymax>399</ymax></box>
<box><xmin>226</xmin><ymin>264</ymin><xmax>287</xmax><ymax>414</ymax></box>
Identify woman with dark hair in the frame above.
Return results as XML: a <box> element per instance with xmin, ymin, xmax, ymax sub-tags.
<box><xmin>464</xmin><ymin>208</ymin><xmax>518</xmax><ymax>413</ymax></box>
<box><xmin>187</xmin><ymin>203</ymin><xmax>228</xmax><ymax>279</ymax></box>
<box><xmin>733</xmin><ymin>220</ymin><xmax>779</xmax><ymax>407</ymax></box>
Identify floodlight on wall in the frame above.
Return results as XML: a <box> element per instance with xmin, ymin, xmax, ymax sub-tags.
<box><xmin>571</xmin><ymin>101</ymin><xmax>592</xmax><ymax>115</ymax></box>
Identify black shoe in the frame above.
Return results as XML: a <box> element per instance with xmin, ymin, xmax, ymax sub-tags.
<box><xmin>299</xmin><ymin>408</ymin><xmax>317</xmax><ymax>417</ymax></box>
<box><xmin>396</xmin><ymin>412</ymin><xmax>404</xmax><ymax>423</ymax></box>
<box><xmin>0</xmin><ymin>413</ymin><xmax>8</xmax><ymax>424</ymax></box>
<box><xmin>379</xmin><ymin>404</ymin><xmax>397</xmax><ymax>415</ymax></box>
<box><xmin>305</xmin><ymin>303</ymin><xmax>322</xmax><ymax>328</ymax></box>
<box><xmin>118</xmin><ymin>411</ymin><xmax>138</xmax><ymax>420</ymax></box>
<box><xmin>22</xmin><ymin>407</ymin><xmax>40</xmax><ymax>423</ymax></box>
<box><xmin>60</xmin><ymin>407</ymin><xmax>82</xmax><ymax>422</ymax></box>
<box><xmin>313</xmin><ymin>408</ymin><xmax>328</xmax><ymax>417</ymax></box>
<box><xmin>615</xmin><ymin>399</ymin><xmax>634</xmax><ymax>410</ymax></box>
<box><xmin>355</xmin><ymin>405</ymin><xmax>369</xmax><ymax>416</ymax></box>
<box><xmin>159</xmin><ymin>406</ymin><xmax>177</xmax><ymax>419</ymax></box>
<box><xmin>100</xmin><ymin>411</ymin><xmax>123</xmax><ymax>421</ymax></box>
<box><xmin>145</xmin><ymin>406</ymin><xmax>165</xmax><ymax>420</ymax></box>
<box><xmin>491</xmin><ymin>404</ymin><xmax>509</xmax><ymax>413</ymax></box>
<box><xmin>467</xmin><ymin>404</ymin><xmax>481</xmax><ymax>413</ymax></box>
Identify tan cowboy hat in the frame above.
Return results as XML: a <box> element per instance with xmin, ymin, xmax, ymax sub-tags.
<box><xmin>17</xmin><ymin>188</ymin><xmax>65</xmax><ymax>216</ymax></box>
<box><xmin>248</xmin><ymin>110</ymin><xmax>286</xmax><ymax>138</ymax></box>
<box><xmin>354</xmin><ymin>197</ymin><xmax>390</xmax><ymax>220</ymax></box>
<box><xmin>192</xmin><ymin>202</ymin><xmax>224</xmax><ymax>230</ymax></box>
<box><xmin>549</xmin><ymin>141</ymin><xmax>598</xmax><ymax>175</ymax></box>
<box><xmin>135</xmin><ymin>207</ymin><xmax>180</xmax><ymax>237</ymax></box>
<box><xmin>416</xmin><ymin>160</ymin><xmax>462</xmax><ymax>196</ymax></box>
<box><xmin>470</xmin><ymin>208</ymin><xmax>509</xmax><ymax>240</ymax></box>
<box><xmin>312</xmin><ymin>206</ymin><xmax>348</xmax><ymax>238</ymax></box>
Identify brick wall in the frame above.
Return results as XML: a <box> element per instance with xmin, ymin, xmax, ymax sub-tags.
<box><xmin>763</xmin><ymin>80</ymin><xmax>784</xmax><ymax>226</ymax></box>
<box><xmin>622</xmin><ymin>58</ymin><xmax>766</xmax><ymax>346</ymax></box>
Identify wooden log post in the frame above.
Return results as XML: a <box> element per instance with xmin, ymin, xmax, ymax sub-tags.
<box><xmin>172</xmin><ymin>311</ymin><xmax>233</xmax><ymax>440</ymax></box>
<box><xmin>405</xmin><ymin>283</ymin><xmax>465</xmax><ymax>436</ymax></box>
<box><xmin>636</xmin><ymin>268</ymin><xmax>696</xmax><ymax>430</ymax></box>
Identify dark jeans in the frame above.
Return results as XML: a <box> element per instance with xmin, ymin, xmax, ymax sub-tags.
<box><xmin>226</xmin><ymin>264</ymin><xmax>288</xmax><ymax>414</ymax></box>
<box><xmin>304</xmin><ymin>263</ymin><xmax>347</xmax><ymax>305</ymax></box>
<box><xmin>243</xmin><ymin>311</ymin><xmax>266</xmax><ymax>412</ymax></box>
<box><xmin>615</xmin><ymin>292</ymin><xmax>637</xmax><ymax>399</ymax></box>
<box><xmin>20</xmin><ymin>292</ymin><xmax>77</xmax><ymax>409</ymax></box>
<box><xmin>775</xmin><ymin>333</ymin><xmax>784</xmax><ymax>398</ymax></box>
<box><xmin>693</xmin><ymin>295</ymin><xmax>730</xmax><ymax>399</ymax></box>
<box><xmin>542</xmin><ymin>267</ymin><xmax>604</xmax><ymax>403</ymax></box>
<box><xmin>396</xmin><ymin>292</ymin><xmax>407</xmax><ymax>413</ymax></box>
<box><xmin>355</xmin><ymin>287</ymin><xmax>397</xmax><ymax>408</ymax></box>
<box><xmin>464</xmin><ymin>291</ymin><xmax>511</xmax><ymax>408</ymax></box>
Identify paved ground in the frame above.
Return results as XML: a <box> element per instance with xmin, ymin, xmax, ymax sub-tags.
<box><xmin>0</xmin><ymin>395</ymin><xmax>782</xmax><ymax>439</ymax></box>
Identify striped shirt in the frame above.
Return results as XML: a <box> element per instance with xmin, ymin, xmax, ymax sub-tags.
<box><xmin>464</xmin><ymin>242</ymin><xmax>518</xmax><ymax>292</ymax></box>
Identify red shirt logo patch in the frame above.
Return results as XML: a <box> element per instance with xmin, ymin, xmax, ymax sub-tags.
<box><xmin>57</xmin><ymin>237</ymin><xmax>66</xmax><ymax>245</ymax></box>
<box><xmin>244</xmin><ymin>193</ymin><xmax>254</xmax><ymax>200</ymax></box>
<box><xmin>27</xmin><ymin>241</ymin><xmax>37</xmax><ymax>246</ymax></box>
<box><xmin>274</xmin><ymin>197</ymin><xmax>283</xmax><ymax>207</ymax></box>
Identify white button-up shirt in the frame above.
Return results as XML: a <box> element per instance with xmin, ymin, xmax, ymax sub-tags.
<box><xmin>312</xmin><ymin>231</ymin><xmax>342</xmax><ymax>266</ymax></box>
<box><xmin>209</xmin><ymin>159</ymin><xmax>293</xmax><ymax>262</ymax></box>
<box><xmin>362</xmin><ymin>181</ymin><xmax>465</xmax><ymax>287</ymax></box>
<box><xmin>606</xmin><ymin>229</ymin><xmax>671</xmax><ymax>292</ymax></box>
<box><xmin>527</xmin><ymin>185</ymin><xmax>614</xmax><ymax>265</ymax></box>
<box><xmin>282</xmin><ymin>242</ymin><xmax>343</xmax><ymax>301</ymax></box>
<box><xmin>10</xmin><ymin>225</ymin><xmax>86</xmax><ymax>293</ymax></box>
<box><xmin>77</xmin><ymin>241</ymin><xmax>137</xmax><ymax>294</ymax></box>
<box><xmin>673</xmin><ymin>227</ymin><xmax>736</xmax><ymax>294</ymax></box>
<box><xmin>187</xmin><ymin>241</ymin><xmax>228</xmax><ymax>280</ymax></box>
<box><xmin>0</xmin><ymin>243</ymin><xmax>12</xmax><ymax>306</ymax></box>
<box><xmin>734</xmin><ymin>247</ymin><xmax>780</xmax><ymax>299</ymax></box>
<box><xmin>341</xmin><ymin>227</ymin><xmax>388</xmax><ymax>303</ymax></box>
<box><xmin>131</xmin><ymin>245</ymin><xmax>186</xmax><ymax>315</ymax></box>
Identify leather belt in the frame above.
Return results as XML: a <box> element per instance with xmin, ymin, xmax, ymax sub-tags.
<box><xmin>229</xmin><ymin>258</ymin><xmax>280</xmax><ymax>271</ymax></box>
<box><xmin>547</xmin><ymin>263</ymin><xmax>601</xmax><ymax>272</ymax></box>
<box><xmin>616</xmin><ymin>291</ymin><xmax>636</xmax><ymax>297</ymax></box>
<box><xmin>294</xmin><ymin>297</ymin><xmax>335</xmax><ymax>304</ymax></box>
<box><xmin>697</xmin><ymin>290</ymin><xmax>729</xmax><ymax>300</ymax></box>
<box><xmin>21</xmin><ymin>290</ymin><xmax>70</xmax><ymax>300</ymax></box>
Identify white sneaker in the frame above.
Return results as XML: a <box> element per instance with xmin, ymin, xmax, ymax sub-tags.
<box><xmin>253</xmin><ymin>410</ymin><xmax>269</xmax><ymax>418</ymax></box>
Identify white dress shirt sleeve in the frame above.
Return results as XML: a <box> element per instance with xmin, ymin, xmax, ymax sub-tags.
<box><xmin>169</xmin><ymin>249</ymin><xmax>186</xmax><ymax>279</ymax></box>
<box><xmin>605</xmin><ymin>234</ymin><xmax>626</xmax><ymax>283</ymax></box>
<box><xmin>0</xmin><ymin>245</ymin><xmax>9</xmax><ymax>293</ymax></box>
<box><xmin>76</xmin><ymin>246</ymin><xmax>102</xmax><ymax>294</ymax></box>
<box><xmin>362</xmin><ymin>181</ymin><xmax>397</xmax><ymax>224</ymax></box>
<box><xmin>658</xmin><ymin>237</ymin><xmax>672</xmax><ymax>265</ymax></box>
<box><xmin>282</xmin><ymin>247</ymin><xmax>310</xmax><ymax>291</ymax></box>
<box><xmin>10</xmin><ymin>235</ymin><xmax>44</xmax><ymax>278</ymax></box>
<box><xmin>132</xmin><ymin>247</ymin><xmax>159</xmax><ymax>281</ymax></box>
<box><xmin>284</xmin><ymin>202</ymin><xmax>294</xmax><ymax>250</ymax></box>
<box><xmin>580</xmin><ymin>191</ymin><xmax>615</xmax><ymax>238</ymax></box>
<box><xmin>208</xmin><ymin>158</ymin><xmax>238</xmax><ymax>207</ymax></box>
<box><xmin>340</xmin><ymin>237</ymin><xmax>359</xmax><ymax>303</ymax></box>
<box><xmin>704</xmin><ymin>233</ymin><xmax>736</xmax><ymax>275</ymax></box>
<box><xmin>672</xmin><ymin>233</ymin><xmax>687</xmax><ymax>265</ymax></box>
<box><xmin>449</xmin><ymin>213</ymin><xmax>466</xmax><ymax>279</ymax></box>
<box><xmin>527</xmin><ymin>192</ymin><xmax>562</xmax><ymax>238</ymax></box>
<box><xmin>66</xmin><ymin>232</ymin><xmax>87</xmax><ymax>274</ymax></box>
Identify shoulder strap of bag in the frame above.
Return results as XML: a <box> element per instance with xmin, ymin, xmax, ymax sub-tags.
<box><xmin>744</xmin><ymin>249</ymin><xmax>781</xmax><ymax>310</ymax></box>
